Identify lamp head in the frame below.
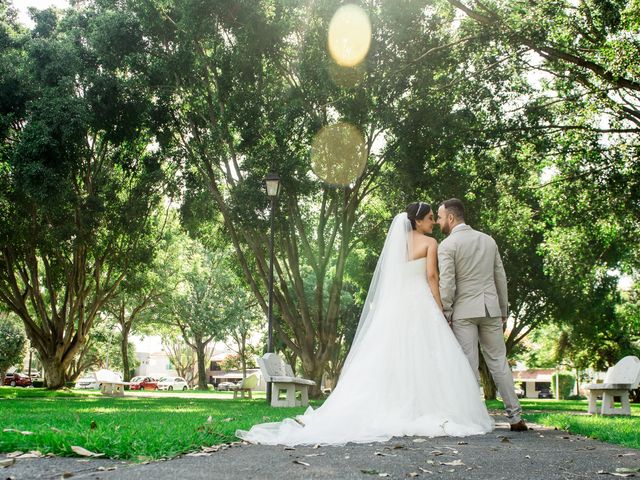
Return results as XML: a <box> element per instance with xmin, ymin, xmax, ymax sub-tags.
<box><xmin>264</xmin><ymin>172</ymin><xmax>281</xmax><ymax>198</ymax></box>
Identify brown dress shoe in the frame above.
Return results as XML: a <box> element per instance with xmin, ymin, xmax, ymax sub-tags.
<box><xmin>510</xmin><ymin>420</ymin><xmax>528</xmax><ymax>432</ymax></box>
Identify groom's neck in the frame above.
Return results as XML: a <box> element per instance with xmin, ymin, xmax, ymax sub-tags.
<box><xmin>449</xmin><ymin>219</ymin><xmax>465</xmax><ymax>231</ymax></box>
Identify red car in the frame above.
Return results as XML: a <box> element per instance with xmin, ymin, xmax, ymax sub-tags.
<box><xmin>4</xmin><ymin>373</ymin><xmax>33</xmax><ymax>387</ymax></box>
<box><xmin>129</xmin><ymin>376</ymin><xmax>158</xmax><ymax>391</ymax></box>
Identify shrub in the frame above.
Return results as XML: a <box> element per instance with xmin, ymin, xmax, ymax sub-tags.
<box><xmin>0</xmin><ymin>323</ymin><xmax>26</xmax><ymax>381</ymax></box>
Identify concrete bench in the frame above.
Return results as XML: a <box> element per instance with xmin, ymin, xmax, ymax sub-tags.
<box><xmin>230</xmin><ymin>374</ymin><xmax>259</xmax><ymax>399</ymax></box>
<box><xmin>585</xmin><ymin>356</ymin><xmax>640</xmax><ymax>415</ymax></box>
<box><xmin>95</xmin><ymin>369</ymin><xmax>129</xmax><ymax>397</ymax></box>
<box><xmin>258</xmin><ymin>353</ymin><xmax>315</xmax><ymax>407</ymax></box>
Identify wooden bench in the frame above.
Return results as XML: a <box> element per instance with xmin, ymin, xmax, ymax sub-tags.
<box><xmin>230</xmin><ymin>374</ymin><xmax>259</xmax><ymax>399</ymax></box>
<box><xmin>258</xmin><ymin>353</ymin><xmax>315</xmax><ymax>407</ymax></box>
<box><xmin>95</xmin><ymin>369</ymin><xmax>129</xmax><ymax>397</ymax></box>
<box><xmin>585</xmin><ymin>356</ymin><xmax>640</xmax><ymax>415</ymax></box>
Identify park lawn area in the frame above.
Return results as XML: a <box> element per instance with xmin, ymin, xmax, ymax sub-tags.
<box><xmin>2</xmin><ymin>391</ymin><xmax>638</xmax><ymax>460</ymax></box>
<box><xmin>0</xmin><ymin>387</ymin><xmax>315</xmax><ymax>460</ymax></box>
<box><xmin>487</xmin><ymin>399</ymin><xmax>640</xmax><ymax>450</ymax></box>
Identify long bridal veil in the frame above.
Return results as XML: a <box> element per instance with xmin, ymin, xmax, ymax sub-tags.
<box><xmin>236</xmin><ymin>212</ymin><xmax>494</xmax><ymax>446</ymax></box>
<box><xmin>341</xmin><ymin>212</ymin><xmax>413</xmax><ymax>379</ymax></box>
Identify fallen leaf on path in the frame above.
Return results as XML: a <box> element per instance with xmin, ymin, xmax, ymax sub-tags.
<box><xmin>185</xmin><ymin>452</ymin><xmax>212</xmax><ymax>457</ymax></box>
<box><xmin>0</xmin><ymin>458</ymin><xmax>16</xmax><ymax>468</ymax></box>
<box><xmin>62</xmin><ymin>472</ymin><xmax>74</xmax><ymax>478</ymax></box>
<box><xmin>200</xmin><ymin>446</ymin><xmax>219</xmax><ymax>453</ymax></box>
<box><xmin>418</xmin><ymin>467</ymin><xmax>433</xmax><ymax>474</ymax></box>
<box><xmin>412</xmin><ymin>438</ymin><xmax>427</xmax><ymax>443</ymax></box>
<box><xmin>70</xmin><ymin>446</ymin><xmax>104</xmax><ymax>457</ymax></box>
<box><xmin>97</xmin><ymin>466</ymin><xmax>117</xmax><ymax>471</ymax></box>
<box><xmin>293</xmin><ymin>460</ymin><xmax>310</xmax><ymax>467</ymax></box>
<box><xmin>597</xmin><ymin>471</ymin><xmax>634</xmax><ymax>477</ymax></box>
<box><xmin>378</xmin><ymin>474</ymin><xmax>391</xmax><ymax>477</ymax></box>
<box><xmin>304</xmin><ymin>453</ymin><xmax>326</xmax><ymax>457</ymax></box>
<box><xmin>440</xmin><ymin>460</ymin><xmax>464</xmax><ymax>466</ymax></box>
<box><xmin>407</xmin><ymin>473</ymin><xmax>419</xmax><ymax>478</ymax></box>
<box><xmin>616</xmin><ymin>468</ymin><xmax>640</xmax><ymax>473</ymax></box>
<box><xmin>430</xmin><ymin>450</ymin><xmax>443</xmax><ymax>456</ymax></box>
<box><xmin>284</xmin><ymin>447</ymin><xmax>295</xmax><ymax>451</ymax></box>
<box><xmin>374</xmin><ymin>451</ymin><xmax>397</xmax><ymax>457</ymax></box>
<box><xmin>457</xmin><ymin>441</ymin><xmax>468</xmax><ymax>445</ymax></box>
<box><xmin>17</xmin><ymin>451</ymin><xmax>44</xmax><ymax>458</ymax></box>
<box><xmin>618</xmin><ymin>453</ymin><xmax>636</xmax><ymax>457</ymax></box>
<box><xmin>5</xmin><ymin>452</ymin><xmax>23</xmax><ymax>458</ymax></box>
<box><xmin>361</xmin><ymin>469</ymin><xmax>381</xmax><ymax>475</ymax></box>
<box><xmin>312</xmin><ymin>444</ymin><xmax>320</xmax><ymax>449</ymax></box>
<box><xmin>500</xmin><ymin>437</ymin><xmax>511</xmax><ymax>443</ymax></box>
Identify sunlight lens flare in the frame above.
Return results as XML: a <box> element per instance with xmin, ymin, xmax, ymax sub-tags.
<box><xmin>311</xmin><ymin>123</ymin><xmax>367</xmax><ymax>186</ymax></box>
<box><xmin>327</xmin><ymin>4</ymin><xmax>371</xmax><ymax>67</ymax></box>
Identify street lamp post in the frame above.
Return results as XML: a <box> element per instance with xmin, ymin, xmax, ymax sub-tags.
<box><xmin>264</xmin><ymin>172</ymin><xmax>281</xmax><ymax>404</ymax></box>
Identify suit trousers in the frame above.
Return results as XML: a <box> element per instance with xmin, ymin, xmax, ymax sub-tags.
<box><xmin>452</xmin><ymin>316</ymin><xmax>522</xmax><ymax>424</ymax></box>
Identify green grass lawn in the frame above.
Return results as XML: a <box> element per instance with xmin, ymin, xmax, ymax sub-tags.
<box><xmin>487</xmin><ymin>399</ymin><xmax>640</xmax><ymax>450</ymax></box>
<box><xmin>0</xmin><ymin>387</ymin><xmax>314</xmax><ymax>460</ymax></box>
<box><xmin>1</xmin><ymin>389</ymin><xmax>638</xmax><ymax>460</ymax></box>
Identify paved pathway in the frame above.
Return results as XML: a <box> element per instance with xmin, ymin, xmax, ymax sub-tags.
<box><xmin>1</xmin><ymin>417</ymin><xmax>638</xmax><ymax>479</ymax></box>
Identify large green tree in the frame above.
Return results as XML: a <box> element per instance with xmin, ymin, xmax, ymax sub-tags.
<box><xmin>0</xmin><ymin>5</ymin><xmax>166</xmax><ymax>387</ymax></box>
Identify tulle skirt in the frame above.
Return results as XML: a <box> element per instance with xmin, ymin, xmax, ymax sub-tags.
<box><xmin>236</xmin><ymin>262</ymin><xmax>494</xmax><ymax>445</ymax></box>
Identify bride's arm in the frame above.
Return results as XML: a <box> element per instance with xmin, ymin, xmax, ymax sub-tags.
<box><xmin>426</xmin><ymin>238</ymin><xmax>444</xmax><ymax>311</ymax></box>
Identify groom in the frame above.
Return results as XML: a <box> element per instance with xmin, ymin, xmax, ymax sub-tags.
<box><xmin>437</xmin><ymin>198</ymin><xmax>527</xmax><ymax>432</ymax></box>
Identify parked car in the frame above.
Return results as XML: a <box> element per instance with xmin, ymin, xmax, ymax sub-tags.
<box><xmin>130</xmin><ymin>376</ymin><xmax>159</xmax><ymax>391</ymax></box>
<box><xmin>157</xmin><ymin>377</ymin><xmax>189</xmax><ymax>391</ymax></box>
<box><xmin>75</xmin><ymin>371</ymin><xmax>122</xmax><ymax>390</ymax></box>
<box><xmin>538</xmin><ymin>387</ymin><xmax>553</xmax><ymax>399</ymax></box>
<box><xmin>216</xmin><ymin>381</ymin><xmax>236</xmax><ymax>391</ymax></box>
<box><xmin>4</xmin><ymin>372</ymin><xmax>33</xmax><ymax>387</ymax></box>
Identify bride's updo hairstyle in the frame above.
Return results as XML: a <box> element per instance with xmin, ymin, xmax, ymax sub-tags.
<box><xmin>406</xmin><ymin>202</ymin><xmax>431</xmax><ymax>230</ymax></box>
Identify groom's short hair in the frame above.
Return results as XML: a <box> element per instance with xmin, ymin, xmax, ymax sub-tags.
<box><xmin>442</xmin><ymin>198</ymin><xmax>465</xmax><ymax>220</ymax></box>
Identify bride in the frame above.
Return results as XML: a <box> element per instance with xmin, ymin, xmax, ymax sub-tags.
<box><xmin>236</xmin><ymin>202</ymin><xmax>494</xmax><ymax>446</ymax></box>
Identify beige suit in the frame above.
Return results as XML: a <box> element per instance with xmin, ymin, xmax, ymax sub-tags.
<box><xmin>438</xmin><ymin>224</ymin><xmax>522</xmax><ymax>424</ymax></box>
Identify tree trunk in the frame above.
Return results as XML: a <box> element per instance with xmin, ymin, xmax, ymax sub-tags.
<box><xmin>300</xmin><ymin>355</ymin><xmax>325</xmax><ymax>398</ymax></box>
<box><xmin>479</xmin><ymin>355</ymin><xmax>497</xmax><ymax>400</ymax></box>
<box><xmin>196</xmin><ymin>341</ymin><xmax>207</xmax><ymax>390</ymax></box>
<box><xmin>121</xmin><ymin>325</ymin><xmax>131</xmax><ymax>381</ymax></box>
<box><xmin>42</xmin><ymin>358</ymin><xmax>69</xmax><ymax>390</ymax></box>
<box><xmin>240</xmin><ymin>336</ymin><xmax>247</xmax><ymax>380</ymax></box>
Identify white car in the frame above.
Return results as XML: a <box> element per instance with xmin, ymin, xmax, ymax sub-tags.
<box><xmin>75</xmin><ymin>370</ymin><xmax>123</xmax><ymax>389</ymax></box>
<box><xmin>157</xmin><ymin>376</ymin><xmax>189</xmax><ymax>391</ymax></box>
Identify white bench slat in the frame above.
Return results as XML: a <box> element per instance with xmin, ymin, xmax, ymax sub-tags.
<box><xmin>258</xmin><ymin>353</ymin><xmax>315</xmax><ymax>407</ymax></box>
<box><xmin>585</xmin><ymin>356</ymin><xmax>639</xmax><ymax>416</ymax></box>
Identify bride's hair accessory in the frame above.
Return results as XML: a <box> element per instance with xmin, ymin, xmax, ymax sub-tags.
<box><xmin>406</xmin><ymin>201</ymin><xmax>431</xmax><ymax>230</ymax></box>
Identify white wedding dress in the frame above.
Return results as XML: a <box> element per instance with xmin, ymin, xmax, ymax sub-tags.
<box><xmin>236</xmin><ymin>213</ymin><xmax>494</xmax><ymax>446</ymax></box>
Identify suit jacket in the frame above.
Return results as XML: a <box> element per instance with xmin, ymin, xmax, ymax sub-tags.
<box><xmin>438</xmin><ymin>224</ymin><xmax>508</xmax><ymax>321</ymax></box>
